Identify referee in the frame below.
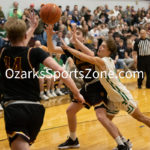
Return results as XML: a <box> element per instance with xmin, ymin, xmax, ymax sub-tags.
<box><xmin>133</xmin><ymin>29</ymin><xmax>150</xmax><ymax>89</ymax></box>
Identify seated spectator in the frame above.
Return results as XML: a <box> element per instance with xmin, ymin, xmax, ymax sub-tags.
<box><xmin>71</xmin><ymin>10</ymin><xmax>80</xmax><ymax>25</ymax></box>
<box><xmin>80</xmin><ymin>6</ymin><xmax>87</xmax><ymax>17</ymax></box>
<box><xmin>108</xmin><ymin>16</ymin><xmax>118</xmax><ymax>29</ymax></box>
<box><xmin>64</xmin><ymin>5</ymin><xmax>72</xmax><ymax>16</ymax></box>
<box><xmin>113</xmin><ymin>5</ymin><xmax>120</xmax><ymax>17</ymax></box>
<box><xmin>0</xmin><ymin>6</ymin><xmax>5</xmax><ymax>19</ymax></box>
<box><xmin>0</xmin><ymin>19</ymin><xmax>6</xmax><ymax>38</ymax></box>
<box><xmin>115</xmin><ymin>39</ymin><xmax>126</xmax><ymax>69</ymax></box>
<box><xmin>8</xmin><ymin>1</ymin><xmax>22</xmax><ymax>19</ymax></box>
<box><xmin>124</xmin><ymin>39</ymin><xmax>135</xmax><ymax>70</ymax></box>
<box><xmin>54</xmin><ymin>53</ymin><xmax>65</xmax><ymax>96</ymax></box>
<box><xmin>89</xmin><ymin>25</ymin><xmax>99</xmax><ymax>38</ymax></box>
<box><xmin>140</xmin><ymin>13</ymin><xmax>150</xmax><ymax>25</ymax></box>
<box><xmin>64</xmin><ymin>31</ymin><xmax>72</xmax><ymax>45</ymax></box>
<box><xmin>34</xmin><ymin>18</ymin><xmax>45</xmax><ymax>45</ymax></box>
<box><xmin>35</xmin><ymin>41</ymin><xmax>54</xmax><ymax>100</ymax></box>
<box><xmin>84</xmin><ymin>9</ymin><xmax>91</xmax><ymax>22</ymax></box>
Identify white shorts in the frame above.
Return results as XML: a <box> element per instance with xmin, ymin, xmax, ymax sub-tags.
<box><xmin>106</xmin><ymin>99</ymin><xmax>137</xmax><ymax>116</ymax></box>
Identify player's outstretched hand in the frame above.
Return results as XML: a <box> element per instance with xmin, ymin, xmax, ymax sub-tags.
<box><xmin>60</xmin><ymin>38</ymin><xmax>69</xmax><ymax>50</ymax></box>
<box><xmin>45</xmin><ymin>24</ymin><xmax>55</xmax><ymax>37</ymax></box>
<box><xmin>28</xmin><ymin>11</ymin><xmax>39</xmax><ymax>29</ymax></box>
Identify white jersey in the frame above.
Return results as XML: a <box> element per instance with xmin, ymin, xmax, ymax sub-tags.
<box><xmin>96</xmin><ymin>57</ymin><xmax>134</xmax><ymax>103</ymax></box>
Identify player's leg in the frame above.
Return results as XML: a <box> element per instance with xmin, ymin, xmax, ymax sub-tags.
<box><xmin>131</xmin><ymin>107</ymin><xmax>150</xmax><ymax>127</ymax></box>
<box><xmin>107</xmin><ymin>114</ymin><xmax>132</xmax><ymax>150</ymax></box>
<box><xmin>95</xmin><ymin>107</ymin><xmax>121</xmax><ymax>139</ymax></box>
<box><xmin>107</xmin><ymin>115</ymin><xmax>123</xmax><ymax>138</ymax></box>
<box><xmin>95</xmin><ymin>107</ymin><xmax>129</xmax><ymax>150</ymax></box>
<box><xmin>11</xmin><ymin>136</ymin><xmax>30</xmax><ymax>150</ymax></box>
<box><xmin>58</xmin><ymin>102</ymin><xmax>83</xmax><ymax>149</ymax></box>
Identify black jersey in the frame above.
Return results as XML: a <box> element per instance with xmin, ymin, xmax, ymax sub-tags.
<box><xmin>0</xmin><ymin>46</ymin><xmax>49</xmax><ymax>102</ymax></box>
<box><xmin>63</xmin><ymin>43</ymin><xmax>98</xmax><ymax>83</ymax></box>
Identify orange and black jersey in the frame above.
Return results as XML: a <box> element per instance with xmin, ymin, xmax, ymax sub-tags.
<box><xmin>63</xmin><ymin>43</ymin><xmax>98</xmax><ymax>83</ymax></box>
<box><xmin>0</xmin><ymin>46</ymin><xmax>49</xmax><ymax>103</ymax></box>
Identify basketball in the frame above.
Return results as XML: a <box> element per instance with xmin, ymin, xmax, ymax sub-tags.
<box><xmin>40</xmin><ymin>3</ymin><xmax>61</xmax><ymax>24</ymax></box>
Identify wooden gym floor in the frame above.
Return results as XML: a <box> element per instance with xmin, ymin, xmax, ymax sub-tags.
<box><xmin>0</xmin><ymin>77</ymin><xmax>150</xmax><ymax>150</ymax></box>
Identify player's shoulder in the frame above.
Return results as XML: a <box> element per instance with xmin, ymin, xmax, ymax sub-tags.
<box><xmin>102</xmin><ymin>57</ymin><xmax>112</xmax><ymax>62</ymax></box>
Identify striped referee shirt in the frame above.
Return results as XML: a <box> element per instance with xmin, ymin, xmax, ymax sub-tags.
<box><xmin>134</xmin><ymin>38</ymin><xmax>150</xmax><ymax>56</ymax></box>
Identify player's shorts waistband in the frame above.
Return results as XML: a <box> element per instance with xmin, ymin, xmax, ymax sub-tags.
<box><xmin>3</xmin><ymin>100</ymin><xmax>41</xmax><ymax>108</ymax></box>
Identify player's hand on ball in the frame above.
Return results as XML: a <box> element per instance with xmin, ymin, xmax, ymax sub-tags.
<box><xmin>45</xmin><ymin>24</ymin><xmax>55</xmax><ymax>37</ymax></box>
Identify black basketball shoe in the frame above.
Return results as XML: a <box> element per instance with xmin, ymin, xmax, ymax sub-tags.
<box><xmin>58</xmin><ymin>137</ymin><xmax>80</xmax><ymax>149</ymax></box>
<box><xmin>117</xmin><ymin>144</ymin><xmax>129</xmax><ymax>150</ymax></box>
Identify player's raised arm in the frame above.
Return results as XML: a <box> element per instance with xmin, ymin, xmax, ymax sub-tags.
<box><xmin>43</xmin><ymin>56</ymin><xmax>85</xmax><ymax>103</ymax></box>
<box><xmin>60</xmin><ymin>38</ymin><xmax>106</xmax><ymax>71</ymax></box>
<box><xmin>45</xmin><ymin>25</ymin><xmax>64</xmax><ymax>54</ymax></box>
<box><xmin>25</xmin><ymin>11</ymin><xmax>39</xmax><ymax>45</ymax></box>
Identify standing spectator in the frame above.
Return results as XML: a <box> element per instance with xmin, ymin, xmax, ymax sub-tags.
<box><xmin>29</xmin><ymin>3</ymin><xmax>39</xmax><ymax>16</ymax></box>
<box><xmin>133</xmin><ymin>29</ymin><xmax>150</xmax><ymax>89</ymax></box>
<box><xmin>8</xmin><ymin>1</ymin><xmax>22</xmax><ymax>19</ymax></box>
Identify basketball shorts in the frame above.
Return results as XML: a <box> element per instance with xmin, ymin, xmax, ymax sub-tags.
<box><xmin>4</xmin><ymin>103</ymin><xmax>45</xmax><ymax>145</ymax></box>
<box><xmin>72</xmin><ymin>81</ymin><xmax>108</xmax><ymax>110</ymax></box>
<box><xmin>106</xmin><ymin>98</ymin><xmax>137</xmax><ymax>116</ymax></box>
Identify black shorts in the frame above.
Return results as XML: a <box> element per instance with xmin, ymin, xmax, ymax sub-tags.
<box><xmin>4</xmin><ymin>103</ymin><xmax>45</xmax><ymax>145</ymax></box>
<box><xmin>73</xmin><ymin>81</ymin><xmax>108</xmax><ymax>110</ymax></box>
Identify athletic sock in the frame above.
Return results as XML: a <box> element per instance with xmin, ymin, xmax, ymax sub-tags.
<box><xmin>40</xmin><ymin>91</ymin><xmax>44</xmax><ymax>95</ymax></box>
<box><xmin>115</xmin><ymin>136</ymin><xmax>124</xmax><ymax>145</ymax></box>
<box><xmin>121</xmin><ymin>136</ymin><xmax>128</xmax><ymax>143</ymax></box>
<box><xmin>70</xmin><ymin>132</ymin><xmax>76</xmax><ymax>141</ymax></box>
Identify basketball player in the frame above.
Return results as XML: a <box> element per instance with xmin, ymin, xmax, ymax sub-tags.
<box><xmin>61</xmin><ymin>28</ymin><xmax>150</xmax><ymax>149</ymax></box>
<box><xmin>46</xmin><ymin>25</ymin><xmax>130</xmax><ymax>150</ymax></box>
<box><xmin>0</xmin><ymin>15</ymin><xmax>84</xmax><ymax>150</ymax></box>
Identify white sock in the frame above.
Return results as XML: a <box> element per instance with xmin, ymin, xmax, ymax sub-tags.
<box><xmin>46</xmin><ymin>90</ymin><xmax>50</xmax><ymax>94</ymax></box>
<box><xmin>115</xmin><ymin>136</ymin><xmax>124</xmax><ymax>145</ymax></box>
<box><xmin>70</xmin><ymin>132</ymin><xmax>76</xmax><ymax>141</ymax></box>
<box><xmin>121</xmin><ymin>136</ymin><xmax>127</xmax><ymax>143</ymax></box>
<box><xmin>40</xmin><ymin>91</ymin><xmax>44</xmax><ymax>95</ymax></box>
